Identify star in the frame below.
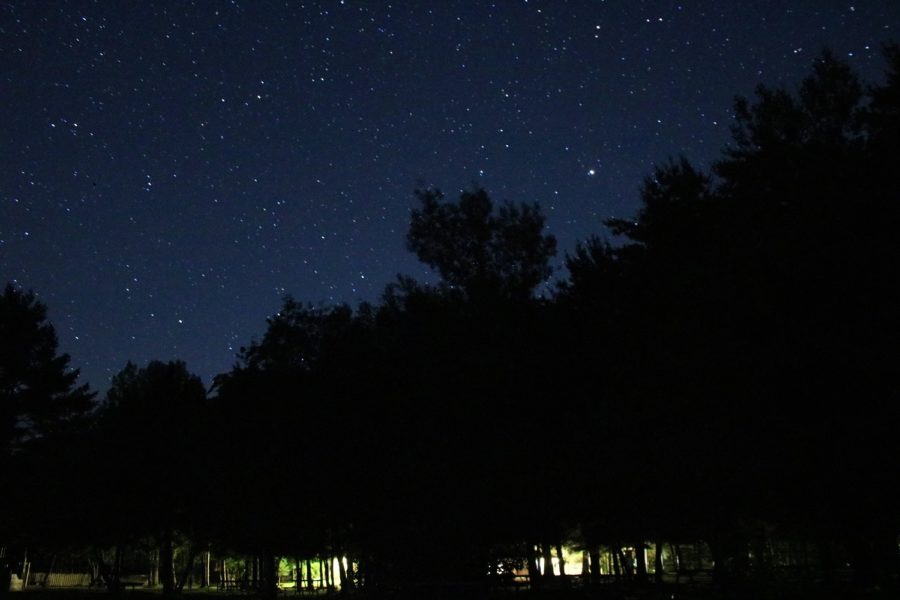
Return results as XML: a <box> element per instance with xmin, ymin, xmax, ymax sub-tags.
<box><xmin>1</xmin><ymin>0</ymin><xmax>894</xmax><ymax>390</ymax></box>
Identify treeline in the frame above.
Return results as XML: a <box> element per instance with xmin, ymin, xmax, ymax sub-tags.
<box><xmin>2</xmin><ymin>47</ymin><xmax>900</xmax><ymax>596</ymax></box>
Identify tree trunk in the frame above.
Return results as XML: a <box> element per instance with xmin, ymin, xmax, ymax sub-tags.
<box><xmin>319</xmin><ymin>558</ymin><xmax>334</xmax><ymax>590</ymax></box>
<box><xmin>109</xmin><ymin>545</ymin><xmax>123</xmax><ymax>592</ymax></box>
<box><xmin>617</xmin><ymin>546</ymin><xmax>633</xmax><ymax>580</ymax></box>
<box><xmin>751</xmin><ymin>526</ymin><xmax>770</xmax><ymax>573</ymax></box>
<box><xmin>555</xmin><ymin>543</ymin><xmax>566</xmax><ymax>576</ymax></box>
<box><xmin>149</xmin><ymin>550</ymin><xmax>159</xmax><ymax>588</ymax></box>
<box><xmin>541</xmin><ymin>542</ymin><xmax>555</xmax><ymax>577</ymax></box>
<box><xmin>1</xmin><ymin>552</ymin><xmax>10</xmax><ymax>596</ymax></box>
<box><xmin>333</xmin><ymin>528</ymin><xmax>353</xmax><ymax>592</ymax></box>
<box><xmin>337</xmin><ymin>556</ymin><xmax>352</xmax><ymax>591</ymax></box>
<box><xmin>589</xmin><ymin>546</ymin><xmax>601</xmax><ymax>583</ymax></box>
<box><xmin>635</xmin><ymin>542</ymin><xmax>648</xmax><ymax>583</ymax></box>
<box><xmin>159</xmin><ymin>530</ymin><xmax>176</xmax><ymax>596</ymax></box>
<box><xmin>526</xmin><ymin>544</ymin><xmax>541</xmax><ymax>590</ymax></box>
<box><xmin>260</xmin><ymin>553</ymin><xmax>277</xmax><ymax>600</ymax></box>
<box><xmin>175</xmin><ymin>543</ymin><xmax>198</xmax><ymax>592</ymax></box>
<box><xmin>674</xmin><ymin>544</ymin><xmax>684</xmax><ymax>582</ymax></box>
<box><xmin>710</xmin><ymin>539</ymin><xmax>727</xmax><ymax>584</ymax></box>
<box><xmin>19</xmin><ymin>551</ymin><xmax>29</xmax><ymax>590</ymax></box>
<box><xmin>88</xmin><ymin>558</ymin><xmax>100</xmax><ymax>588</ymax></box>
<box><xmin>306</xmin><ymin>559</ymin><xmax>313</xmax><ymax>590</ymax></box>
<box><xmin>41</xmin><ymin>555</ymin><xmax>55</xmax><ymax>587</ymax></box>
<box><xmin>654</xmin><ymin>541</ymin><xmax>664</xmax><ymax>583</ymax></box>
<box><xmin>89</xmin><ymin>549</ymin><xmax>109</xmax><ymax>588</ymax></box>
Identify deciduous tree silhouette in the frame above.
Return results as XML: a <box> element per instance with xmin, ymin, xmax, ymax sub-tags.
<box><xmin>711</xmin><ymin>47</ymin><xmax>900</xmax><ymax>586</ymax></box>
<box><xmin>407</xmin><ymin>187</ymin><xmax>557</xmax><ymax>303</ymax></box>
<box><xmin>211</xmin><ymin>299</ymin><xmax>380</xmax><ymax>597</ymax></box>
<box><xmin>559</xmin><ymin>46</ymin><xmax>900</xmax><ymax>587</ymax></box>
<box><xmin>99</xmin><ymin>360</ymin><xmax>208</xmax><ymax>595</ymax></box>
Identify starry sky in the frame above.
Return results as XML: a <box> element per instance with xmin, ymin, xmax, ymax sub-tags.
<box><xmin>1</xmin><ymin>1</ymin><xmax>897</xmax><ymax>392</ymax></box>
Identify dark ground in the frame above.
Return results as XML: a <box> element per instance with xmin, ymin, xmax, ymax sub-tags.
<box><xmin>8</xmin><ymin>580</ymin><xmax>900</xmax><ymax>600</ymax></box>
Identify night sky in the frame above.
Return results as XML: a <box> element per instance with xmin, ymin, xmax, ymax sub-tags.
<box><xmin>2</xmin><ymin>1</ymin><xmax>897</xmax><ymax>392</ymax></box>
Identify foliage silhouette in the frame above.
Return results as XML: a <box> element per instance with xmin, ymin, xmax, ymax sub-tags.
<box><xmin>1</xmin><ymin>283</ymin><xmax>95</xmax><ymax>593</ymax></box>
<box><xmin>407</xmin><ymin>187</ymin><xmax>557</xmax><ymax>303</ymax></box>
<box><xmin>97</xmin><ymin>360</ymin><xmax>208</xmax><ymax>595</ymax></box>
<box><xmin>0</xmin><ymin>284</ymin><xmax>95</xmax><ymax>455</ymax></box>
<box><xmin>559</xmin><ymin>45</ymin><xmax>900</xmax><ymax>587</ymax></box>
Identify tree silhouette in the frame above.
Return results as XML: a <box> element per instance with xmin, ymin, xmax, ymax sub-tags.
<box><xmin>98</xmin><ymin>360</ymin><xmax>208</xmax><ymax>595</ymax></box>
<box><xmin>210</xmin><ymin>298</ymin><xmax>382</xmax><ymax>597</ymax></box>
<box><xmin>407</xmin><ymin>187</ymin><xmax>557</xmax><ymax>303</ymax></box>
<box><xmin>371</xmin><ymin>188</ymin><xmax>569</xmax><ymax>590</ymax></box>
<box><xmin>712</xmin><ymin>47</ymin><xmax>900</xmax><ymax>587</ymax></box>
<box><xmin>4</xmin><ymin>42</ymin><xmax>900</xmax><ymax>600</ymax></box>
<box><xmin>0</xmin><ymin>283</ymin><xmax>95</xmax><ymax>456</ymax></box>
<box><xmin>1</xmin><ymin>284</ymin><xmax>94</xmax><ymax>595</ymax></box>
<box><xmin>559</xmin><ymin>46</ymin><xmax>900</xmax><ymax>587</ymax></box>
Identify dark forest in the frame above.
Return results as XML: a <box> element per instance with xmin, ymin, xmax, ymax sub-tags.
<box><xmin>2</xmin><ymin>47</ymin><xmax>900</xmax><ymax>600</ymax></box>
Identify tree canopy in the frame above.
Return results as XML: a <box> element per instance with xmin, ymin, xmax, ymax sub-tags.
<box><xmin>4</xmin><ymin>45</ymin><xmax>900</xmax><ymax>597</ymax></box>
<box><xmin>407</xmin><ymin>187</ymin><xmax>557</xmax><ymax>303</ymax></box>
<box><xmin>0</xmin><ymin>284</ymin><xmax>94</xmax><ymax>455</ymax></box>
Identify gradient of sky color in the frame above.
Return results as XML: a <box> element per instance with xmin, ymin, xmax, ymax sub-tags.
<box><xmin>2</xmin><ymin>1</ymin><xmax>896</xmax><ymax>390</ymax></box>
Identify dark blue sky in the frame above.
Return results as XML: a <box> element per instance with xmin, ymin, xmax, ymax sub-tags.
<box><xmin>2</xmin><ymin>1</ymin><xmax>897</xmax><ymax>391</ymax></box>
